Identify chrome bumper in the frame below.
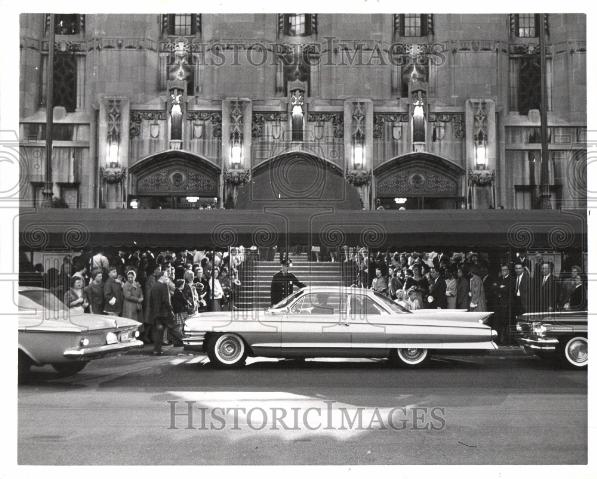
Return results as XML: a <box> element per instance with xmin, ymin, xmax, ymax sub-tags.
<box><xmin>63</xmin><ymin>339</ymin><xmax>144</xmax><ymax>359</ymax></box>
<box><xmin>516</xmin><ymin>336</ymin><xmax>559</xmax><ymax>351</ymax></box>
<box><xmin>182</xmin><ymin>332</ymin><xmax>206</xmax><ymax>352</ymax></box>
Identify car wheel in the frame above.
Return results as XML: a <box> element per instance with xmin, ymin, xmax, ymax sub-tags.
<box><xmin>52</xmin><ymin>362</ymin><xmax>88</xmax><ymax>376</ymax></box>
<box><xmin>561</xmin><ymin>337</ymin><xmax>587</xmax><ymax>369</ymax></box>
<box><xmin>207</xmin><ymin>333</ymin><xmax>247</xmax><ymax>368</ymax></box>
<box><xmin>395</xmin><ymin>348</ymin><xmax>429</xmax><ymax>368</ymax></box>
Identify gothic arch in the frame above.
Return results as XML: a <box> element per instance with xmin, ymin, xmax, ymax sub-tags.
<box><xmin>374</xmin><ymin>152</ymin><xmax>465</xmax><ymax>201</ymax></box>
<box><xmin>236</xmin><ymin>151</ymin><xmax>362</xmax><ymax>209</ymax></box>
<box><xmin>128</xmin><ymin>149</ymin><xmax>220</xmax><ymax>198</ymax></box>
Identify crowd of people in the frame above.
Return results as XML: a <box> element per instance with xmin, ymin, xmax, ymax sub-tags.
<box><xmin>25</xmin><ymin>247</ymin><xmax>245</xmax><ymax>355</ymax></box>
<box><xmin>341</xmin><ymin>249</ymin><xmax>587</xmax><ymax>344</ymax></box>
<box><xmin>21</xmin><ymin>245</ymin><xmax>586</xmax><ymax>348</ymax></box>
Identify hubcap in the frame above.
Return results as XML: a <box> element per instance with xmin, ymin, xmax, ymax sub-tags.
<box><xmin>216</xmin><ymin>335</ymin><xmax>243</xmax><ymax>363</ymax></box>
<box><xmin>567</xmin><ymin>339</ymin><xmax>587</xmax><ymax>365</ymax></box>
<box><xmin>403</xmin><ymin>348</ymin><xmax>423</xmax><ymax>360</ymax></box>
<box><xmin>398</xmin><ymin>348</ymin><xmax>427</xmax><ymax>364</ymax></box>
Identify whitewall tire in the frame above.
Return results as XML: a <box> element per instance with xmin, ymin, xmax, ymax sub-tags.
<box><xmin>395</xmin><ymin>348</ymin><xmax>429</xmax><ymax>368</ymax></box>
<box><xmin>207</xmin><ymin>333</ymin><xmax>247</xmax><ymax>367</ymax></box>
<box><xmin>562</xmin><ymin>337</ymin><xmax>587</xmax><ymax>369</ymax></box>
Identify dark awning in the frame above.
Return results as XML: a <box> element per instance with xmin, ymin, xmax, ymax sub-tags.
<box><xmin>19</xmin><ymin>207</ymin><xmax>587</xmax><ymax>250</ymax></box>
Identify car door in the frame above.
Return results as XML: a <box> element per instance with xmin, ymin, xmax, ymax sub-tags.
<box><xmin>346</xmin><ymin>292</ymin><xmax>393</xmax><ymax>356</ymax></box>
<box><xmin>281</xmin><ymin>291</ymin><xmax>351</xmax><ymax>356</ymax></box>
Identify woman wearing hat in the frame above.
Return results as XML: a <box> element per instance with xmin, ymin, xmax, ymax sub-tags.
<box><xmin>122</xmin><ymin>269</ymin><xmax>144</xmax><ymax>321</ymax></box>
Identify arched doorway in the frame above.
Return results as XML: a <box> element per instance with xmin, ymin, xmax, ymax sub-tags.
<box><xmin>235</xmin><ymin>152</ymin><xmax>362</xmax><ymax>210</ymax></box>
<box><xmin>374</xmin><ymin>153</ymin><xmax>465</xmax><ymax>209</ymax></box>
<box><xmin>128</xmin><ymin>150</ymin><xmax>220</xmax><ymax>209</ymax></box>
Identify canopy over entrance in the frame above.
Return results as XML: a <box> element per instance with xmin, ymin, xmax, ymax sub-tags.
<box><xmin>20</xmin><ymin>208</ymin><xmax>586</xmax><ymax>251</ymax></box>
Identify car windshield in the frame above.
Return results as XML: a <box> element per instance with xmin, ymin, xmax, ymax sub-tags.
<box><xmin>373</xmin><ymin>291</ymin><xmax>411</xmax><ymax>314</ymax></box>
<box><xmin>271</xmin><ymin>289</ymin><xmax>305</xmax><ymax>309</ymax></box>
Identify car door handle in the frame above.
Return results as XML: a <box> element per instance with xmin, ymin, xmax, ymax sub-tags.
<box><xmin>341</xmin><ymin>322</ymin><xmax>350</xmax><ymax>327</ymax></box>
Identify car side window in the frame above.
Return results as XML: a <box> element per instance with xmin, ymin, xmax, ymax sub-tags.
<box><xmin>351</xmin><ymin>295</ymin><xmax>383</xmax><ymax>317</ymax></box>
<box><xmin>290</xmin><ymin>293</ymin><xmax>344</xmax><ymax>315</ymax></box>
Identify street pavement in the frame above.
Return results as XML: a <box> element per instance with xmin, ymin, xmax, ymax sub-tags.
<box><xmin>18</xmin><ymin>346</ymin><xmax>587</xmax><ymax>465</ymax></box>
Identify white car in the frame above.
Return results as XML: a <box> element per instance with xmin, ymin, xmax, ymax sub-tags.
<box><xmin>18</xmin><ymin>287</ymin><xmax>144</xmax><ymax>376</ymax></box>
<box><xmin>184</xmin><ymin>286</ymin><xmax>497</xmax><ymax>368</ymax></box>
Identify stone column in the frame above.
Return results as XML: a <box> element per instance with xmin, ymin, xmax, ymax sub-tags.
<box><xmin>98</xmin><ymin>96</ymin><xmax>129</xmax><ymax>208</ymax></box>
<box><xmin>466</xmin><ymin>98</ymin><xmax>496</xmax><ymax>209</ymax></box>
<box><xmin>222</xmin><ymin>98</ymin><xmax>252</xmax><ymax>208</ymax></box>
<box><xmin>344</xmin><ymin>99</ymin><xmax>373</xmax><ymax>210</ymax></box>
<box><xmin>76</xmin><ymin>54</ymin><xmax>86</xmax><ymax>111</ymax></box>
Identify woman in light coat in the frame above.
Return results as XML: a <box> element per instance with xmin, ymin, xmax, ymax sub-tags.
<box><xmin>469</xmin><ymin>267</ymin><xmax>487</xmax><ymax>312</ymax></box>
<box><xmin>122</xmin><ymin>270</ymin><xmax>144</xmax><ymax>321</ymax></box>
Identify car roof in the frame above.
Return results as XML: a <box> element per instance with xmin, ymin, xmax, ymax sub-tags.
<box><xmin>298</xmin><ymin>286</ymin><xmax>371</xmax><ymax>294</ymax></box>
<box><xmin>18</xmin><ymin>286</ymin><xmax>48</xmax><ymax>292</ymax></box>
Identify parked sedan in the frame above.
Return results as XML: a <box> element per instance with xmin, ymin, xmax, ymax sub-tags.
<box><xmin>184</xmin><ymin>286</ymin><xmax>497</xmax><ymax>368</ymax></box>
<box><xmin>18</xmin><ymin>287</ymin><xmax>144</xmax><ymax>376</ymax></box>
<box><xmin>516</xmin><ymin>310</ymin><xmax>588</xmax><ymax>368</ymax></box>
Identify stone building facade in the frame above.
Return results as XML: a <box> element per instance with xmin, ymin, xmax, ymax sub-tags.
<box><xmin>19</xmin><ymin>13</ymin><xmax>586</xmax><ymax>210</ymax></box>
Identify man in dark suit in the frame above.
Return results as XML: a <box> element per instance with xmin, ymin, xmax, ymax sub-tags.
<box><xmin>512</xmin><ymin>262</ymin><xmax>532</xmax><ymax>317</ymax></box>
<box><xmin>494</xmin><ymin>264</ymin><xmax>513</xmax><ymax>344</ymax></box>
<box><xmin>270</xmin><ymin>259</ymin><xmax>306</xmax><ymax>306</ymax></box>
<box><xmin>537</xmin><ymin>262</ymin><xmax>559</xmax><ymax>312</ymax></box>
<box><xmin>426</xmin><ymin>266</ymin><xmax>447</xmax><ymax>309</ymax></box>
<box><xmin>103</xmin><ymin>266</ymin><xmax>123</xmax><ymax>316</ymax></box>
<box><xmin>150</xmin><ymin>269</ymin><xmax>183</xmax><ymax>355</ymax></box>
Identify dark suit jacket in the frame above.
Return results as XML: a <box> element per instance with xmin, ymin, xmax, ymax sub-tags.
<box><xmin>149</xmin><ymin>281</ymin><xmax>173</xmax><ymax>322</ymax></box>
<box><xmin>537</xmin><ymin>274</ymin><xmax>559</xmax><ymax>312</ymax></box>
<box><xmin>456</xmin><ymin>277</ymin><xmax>470</xmax><ymax>309</ymax></box>
<box><xmin>513</xmin><ymin>272</ymin><xmax>531</xmax><ymax>314</ymax></box>
<box><xmin>568</xmin><ymin>283</ymin><xmax>587</xmax><ymax>311</ymax></box>
<box><xmin>103</xmin><ymin>277</ymin><xmax>123</xmax><ymax>314</ymax></box>
<box><xmin>270</xmin><ymin>271</ymin><xmax>306</xmax><ymax>306</ymax></box>
<box><xmin>495</xmin><ymin>275</ymin><xmax>513</xmax><ymax>313</ymax></box>
<box><xmin>427</xmin><ymin>277</ymin><xmax>447</xmax><ymax>309</ymax></box>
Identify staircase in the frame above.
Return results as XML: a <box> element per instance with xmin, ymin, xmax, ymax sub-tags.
<box><xmin>235</xmin><ymin>252</ymin><xmax>357</xmax><ymax>310</ymax></box>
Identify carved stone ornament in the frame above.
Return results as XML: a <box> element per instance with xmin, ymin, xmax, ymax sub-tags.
<box><xmin>468</xmin><ymin>169</ymin><xmax>495</xmax><ymax>186</ymax></box>
<box><xmin>129</xmin><ymin>111</ymin><xmax>168</xmax><ymax>138</ymax></box>
<box><xmin>307</xmin><ymin>112</ymin><xmax>344</xmax><ymax>139</ymax></box>
<box><xmin>377</xmin><ymin>170</ymin><xmax>457</xmax><ymax>196</ymax></box>
<box><xmin>100</xmin><ymin>166</ymin><xmax>127</xmax><ymax>184</ymax></box>
<box><xmin>352</xmin><ymin>102</ymin><xmax>366</xmax><ymax>137</ymax></box>
<box><xmin>373</xmin><ymin>113</ymin><xmax>409</xmax><ymax>139</ymax></box>
<box><xmin>223</xmin><ymin>168</ymin><xmax>251</xmax><ymax>186</ymax></box>
<box><xmin>230</xmin><ymin>100</ymin><xmax>244</xmax><ymax>137</ymax></box>
<box><xmin>106</xmin><ymin>100</ymin><xmax>121</xmax><ymax>143</ymax></box>
<box><xmin>345</xmin><ymin>169</ymin><xmax>371</xmax><ymax>187</ymax></box>
<box><xmin>252</xmin><ymin>112</ymin><xmax>289</xmax><ymax>138</ymax></box>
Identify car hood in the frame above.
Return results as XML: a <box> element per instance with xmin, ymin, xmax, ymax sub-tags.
<box><xmin>519</xmin><ymin>311</ymin><xmax>587</xmax><ymax>325</ymax></box>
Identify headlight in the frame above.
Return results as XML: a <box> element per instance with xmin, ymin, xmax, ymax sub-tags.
<box><xmin>134</xmin><ymin>330</ymin><xmax>140</xmax><ymax>338</ymax></box>
<box><xmin>532</xmin><ymin>322</ymin><xmax>547</xmax><ymax>337</ymax></box>
<box><xmin>516</xmin><ymin>323</ymin><xmax>522</xmax><ymax>332</ymax></box>
<box><xmin>80</xmin><ymin>337</ymin><xmax>90</xmax><ymax>347</ymax></box>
